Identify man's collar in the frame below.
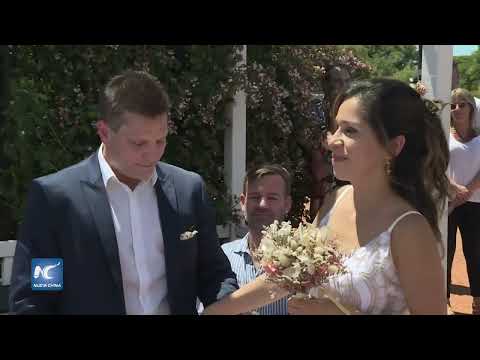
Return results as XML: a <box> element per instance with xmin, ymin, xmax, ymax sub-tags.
<box><xmin>98</xmin><ymin>143</ymin><xmax>158</xmax><ymax>189</ymax></box>
<box><xmin>97</xmin><ymin>143</ymin><xmax>117</xmax><ymax>188</ymax></box>
<box><xmin>233</xmin><ymin>233</ymin><xmax>251</xmax><ymax>256</ymax></box>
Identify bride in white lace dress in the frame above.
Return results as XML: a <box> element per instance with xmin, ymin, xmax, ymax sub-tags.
<box><xmin>302</xmin><ymin>185</ymin><xmax>435</xmax><ymax>315</ymax></box>
<box><xmin>203</xmin><ymin>79</ymin><xmax>448</xmax><ymax>315</ymax></box>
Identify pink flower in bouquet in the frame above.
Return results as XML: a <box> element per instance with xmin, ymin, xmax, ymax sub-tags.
<box><xmin>265</xmin><ymin>263</ymin><xmax>279</xmax><ymax>275</ymax></box>
<box><xmin>253</xmin><ymin>221</ymin><xmax>349</xmax><ymax>294</ymax></box>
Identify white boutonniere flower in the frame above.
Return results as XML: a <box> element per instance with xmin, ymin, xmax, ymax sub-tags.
<box><xmin>180</xmin><ymin>229</ymin><xmax>198</xmax><ymax>241</ymax></box>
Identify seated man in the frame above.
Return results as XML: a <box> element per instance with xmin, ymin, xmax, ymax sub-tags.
<box><xmin>221</xmin><ymin>165</ymin><xmax>292</xmax><ymax>315</ymax></box>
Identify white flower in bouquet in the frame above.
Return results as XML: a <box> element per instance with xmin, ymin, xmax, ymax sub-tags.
<box><xmin>252</xmin><ymin>220</ymin><xmax>349</xmax><ymax>295</ymax></box>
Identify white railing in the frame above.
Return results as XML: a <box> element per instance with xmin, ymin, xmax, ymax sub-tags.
<box><xmin>0</xmin><ymin>225</ymin><xmax>233</xmax><ymax>288</ymax></box>
<box><xmin>0</xmin><ymin>240</ymin><xmax>16</xmax><ymax>286</ymax></box>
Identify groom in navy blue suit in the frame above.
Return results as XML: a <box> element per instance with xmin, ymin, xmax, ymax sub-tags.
<box><xmin>9</xmin><ymin>70</ymin><xmax>238</xmax><ymax>314</ymax></box>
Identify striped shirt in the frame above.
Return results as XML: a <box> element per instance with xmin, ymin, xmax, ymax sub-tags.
<box><xmin>221</xmin><ymin>234</ymin><xmax>288</xmax><ymax>315</ymax></box>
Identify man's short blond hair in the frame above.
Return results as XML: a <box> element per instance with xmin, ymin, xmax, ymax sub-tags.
<box><xmin>243</xmin><ymin>164</ymin><xmax>291</xmax><ymax>196</ymax></box>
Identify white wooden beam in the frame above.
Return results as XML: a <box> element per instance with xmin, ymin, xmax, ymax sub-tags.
<box><xmin>224</xmin><ymin>46</ymin><xmax>247</xmax><ymax>240</ymax></box>
<box><xmin>421</xmin><ymin>45</ymin><xmax>452</xmax><ymax>281</ymax></box>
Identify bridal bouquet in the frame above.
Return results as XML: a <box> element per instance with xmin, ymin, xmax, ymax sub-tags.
<box><xmin>252</xmin><ymin>220</ymin><xmax>349</xmax><ymax>295</ymax></box>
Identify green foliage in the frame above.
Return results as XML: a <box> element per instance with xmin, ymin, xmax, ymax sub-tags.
<box><xmin>0</xmin><ymin>45</ymin><xmax>244</xmax><ymax>239</ymax></box>
<box><xmin>455</xmin><ymin>48</ymin><xmax>480</xmax><ymax>96</ymax></box>
<box><xmin>345</xmin><ymin>45</ymin><xmax>418</xmax><ymax>82</ymax></box>
<box><xmin>0</xmin><ymin>45</ymin><xmax>370</xmax><ymax>239</ymax></box>
<box><xmin>246</xmin><ymin>45</ymin><xmax>370</xmax><ymax>226</ymax></box>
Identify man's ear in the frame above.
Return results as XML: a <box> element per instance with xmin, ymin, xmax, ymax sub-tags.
<box><xmin>96</xmin><ymin>120</ymin><xmax>110</xmax><ymax>143</ymax></box>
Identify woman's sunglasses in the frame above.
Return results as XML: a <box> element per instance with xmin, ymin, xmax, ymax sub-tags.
<box><xmin>451</xmin><ymin>102</ymin><xmax>467</xmax><ymax>110</ymax></box>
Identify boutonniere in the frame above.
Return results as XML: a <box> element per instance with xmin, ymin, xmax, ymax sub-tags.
<box><xmin>180</xmin><ymin>226</ymin><xmax>198</xmax><ymax>241</ymax></box>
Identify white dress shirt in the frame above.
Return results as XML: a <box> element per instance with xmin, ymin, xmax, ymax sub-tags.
<box><xmin>98</xmin><ymin>144</ymin><xmax>170</xmax><ymax>315</ymax></box>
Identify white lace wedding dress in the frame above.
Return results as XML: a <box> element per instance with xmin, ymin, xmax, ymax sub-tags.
<box><xmin>309</xmin><ymin>187</ymin><xmax>420</xmax><ymax>315</ymax></box>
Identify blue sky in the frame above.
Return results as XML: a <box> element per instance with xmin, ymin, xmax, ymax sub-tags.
<box><xmin>453</xmin><ymin>45</ymin><xmax>478</xmax><ymax>56</ymax></box>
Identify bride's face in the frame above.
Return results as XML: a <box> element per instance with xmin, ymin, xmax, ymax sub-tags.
<box><xmin>326</xmin><ymin>97</ymin><xmax>389</xmax><ymax>183</ymax></box>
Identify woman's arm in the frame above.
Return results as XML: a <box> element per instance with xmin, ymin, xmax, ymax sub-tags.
<box><xmin>202</xmin><ymin>274</ymin><xmax>290</xmax><ymax>315</ymax></box>
<box><xmin>204</xmin><ymin>186</ymin><xmax>352</xmax><ymax>315</ymax></box>
<box><xmin>390</xmin><ymin>215</ymin><xmax>447</xmax><ymax>315</ymax></box>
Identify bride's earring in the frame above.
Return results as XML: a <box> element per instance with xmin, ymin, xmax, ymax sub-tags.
<box><xmin>384</xmin><ymin>158</ymin><xmax>393</xmax><ymax>176</ymax></box>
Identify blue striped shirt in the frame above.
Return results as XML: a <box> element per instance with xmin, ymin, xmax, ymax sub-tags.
<box><xmin>221</xmin><ymin>234</ymin><xmax>289</xmax><ymax>315</ymax></box>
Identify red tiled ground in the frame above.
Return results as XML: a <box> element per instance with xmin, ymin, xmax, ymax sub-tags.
<box><xmin>450</xmin><ymin>230</ymin><xmax>473</xmax><ymax>315</ymax></box>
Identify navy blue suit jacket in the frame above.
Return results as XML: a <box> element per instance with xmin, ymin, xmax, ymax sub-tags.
<box><xmin>9</xmin><ymin>152</ymin><xmax>238</xmax><ymax>314</ymax></box>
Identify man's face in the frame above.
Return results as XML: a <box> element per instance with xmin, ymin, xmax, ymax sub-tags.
<box><xmin>97</xmin><ymin>112</ymin><xmax>168</xmax><ymax>182</ymax></box>
<box><xmin>240</xmin><ymin>175</ymin><xmax>292</xmax><ymax>233</ymax></box>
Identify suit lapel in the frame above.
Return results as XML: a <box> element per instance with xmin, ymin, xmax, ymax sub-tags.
<box><xmin>154</xmin><ymin>164</ymin><xmax>180</xmax><ymax>307</ymax></box>
<box><xmin>81</xmin><ymin>153</ymin><xmax>125</xmax><ymax>304</ymax></box>
<box><xmin>80</xmin><ymin>158</ymin><xmax>179</xmax><ymax>312</ymax></box>
<box><xmin>155</xmin><ymin>164</ymin><xmax>179</xmax><ymax>247</ymax></box>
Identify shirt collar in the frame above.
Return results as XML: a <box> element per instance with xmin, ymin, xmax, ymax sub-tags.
<box><xmin>233</xmin><ymin>233</ymin><xmax>251</xmax><ymax>256</ymax></box>
<box><xmin>97</xmin><ymin>143</ymin><xmax>158</xmax><ymax>189</ymax></box>
<box><xmin>98</xmin><ymin>143</ymin><xmax>117</xmax><ymax>188</ymax></box>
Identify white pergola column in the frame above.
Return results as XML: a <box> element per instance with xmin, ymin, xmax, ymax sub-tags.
<box><xmin>421</xmin><ymin>45</ymin><xmax>452</xmax><ymax>280</ymax></box>
<box><xmin>224</xmin><ymin>45</ymin><xmax>247</xmax><ymax>240</ymax></box>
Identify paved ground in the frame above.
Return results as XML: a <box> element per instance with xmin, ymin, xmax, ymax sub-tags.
<box><xmin>450</xmin><ymin>230</ymin><xmax>474</xmax><ymax>315</ymax></box>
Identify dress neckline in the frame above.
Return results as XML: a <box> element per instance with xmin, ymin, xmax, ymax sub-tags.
<box><xmin>319</xmin><ymin>186</ymin><xmax>422</xmax><ymax>254</ymax></box>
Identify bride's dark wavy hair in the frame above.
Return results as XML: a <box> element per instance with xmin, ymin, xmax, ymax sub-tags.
<box><xmin>329</xmin><ymin>78</ymin><xmax>449</xmax><ymax>241</ymax></box>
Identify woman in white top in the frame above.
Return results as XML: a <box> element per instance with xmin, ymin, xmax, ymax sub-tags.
<box><xmin>202</xmin><ymin>79</ymin><xmax>448</xmax><ymax>315</ymax></box>
<box><xmin>447</xmin><ymin>88</ymin><xmax>480</xmax><ymax>315</ymax></box>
